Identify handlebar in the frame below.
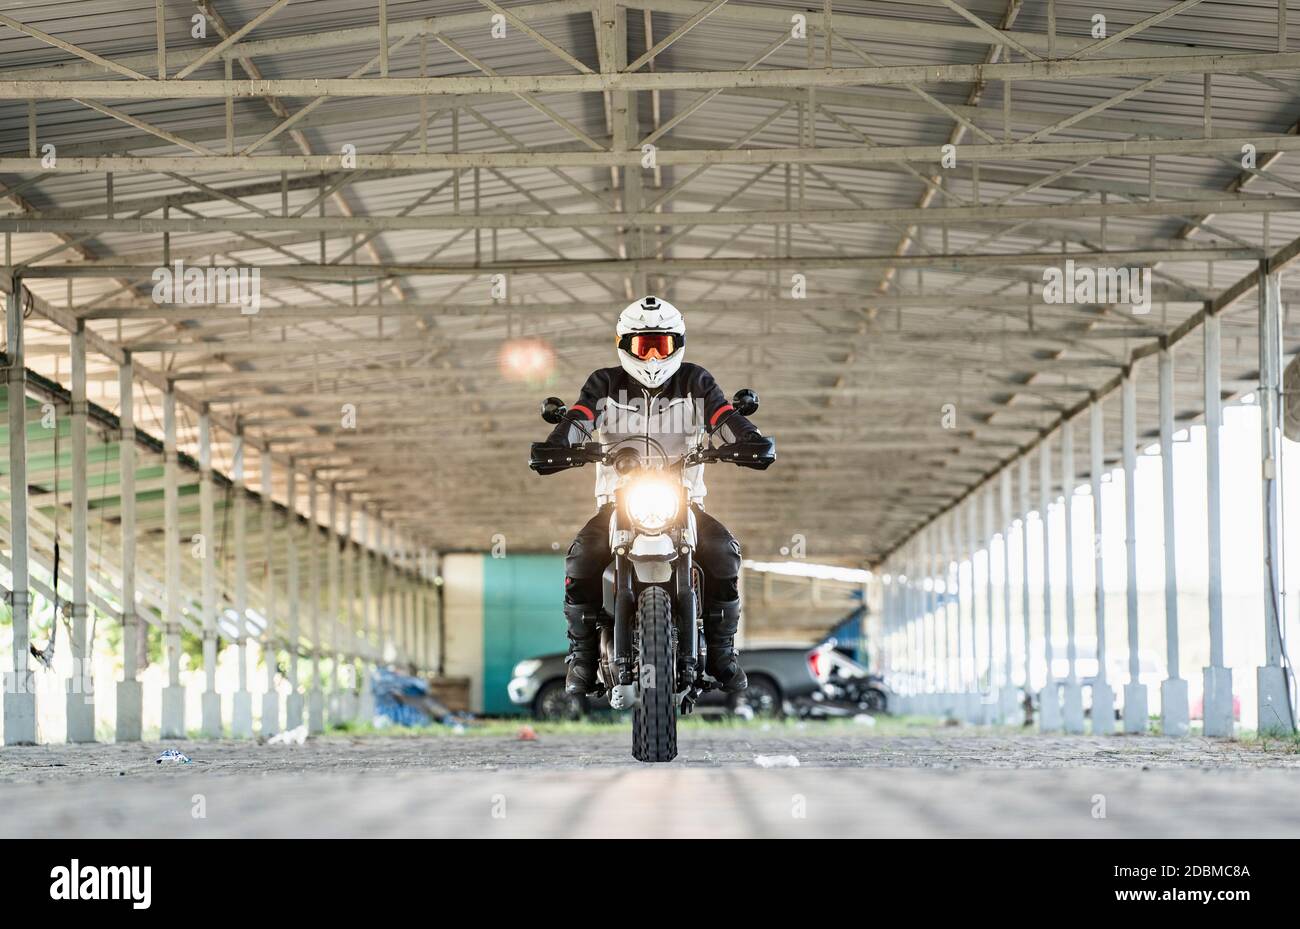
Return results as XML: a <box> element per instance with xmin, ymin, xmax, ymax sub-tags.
<box><xmin>530</xmin><ymin>436</ymin><xmax>775</xmax><ymax>473</ymax></box>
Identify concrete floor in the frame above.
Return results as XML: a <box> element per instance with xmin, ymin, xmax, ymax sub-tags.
<box><xmin>3</xmin><ymin>724</ymin><xmax>1299</xmax><ymax>838</ymax></box>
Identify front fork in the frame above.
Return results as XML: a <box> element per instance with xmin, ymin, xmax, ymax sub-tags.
<box><xmin>611</xmin><ymin>545</ymin><xmax>698</xmax><ymax>693</ymax></box>
<box><xmin>612</xmin><ymin>551</ymin><xmax>635</xmax><ymax>686</ymax></box>
<box><xmin>674</xmin><ymin>547</ymin><xmax>698</xmax><ymax>691</ymax></box>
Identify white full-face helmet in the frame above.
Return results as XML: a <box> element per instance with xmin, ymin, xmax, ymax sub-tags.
<box><xmin>616</xmin><ymin>296</ymin><xmax>686</xmax><ymax>388</ymax></box>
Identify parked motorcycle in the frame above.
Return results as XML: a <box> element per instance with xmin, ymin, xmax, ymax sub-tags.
<box><xmin>807</xmin><ymin>639</ymin><xmax>890</xmax><ymax>715</ymax></box>
<box><xmin>529</xmin><ymin>390</ymin><xmax>775</xmax><ymax>762</ymax></box>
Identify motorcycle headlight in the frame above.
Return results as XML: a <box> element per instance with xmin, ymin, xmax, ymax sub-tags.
<box><xmin>512</xmin><ymin>659</ymin><xmax>542</xmax><ymax>678</ymax></box>
<box><xmin>626</xmin><ymin>478</ymin><xmax>680</xmax><ymax>532</ymax></box>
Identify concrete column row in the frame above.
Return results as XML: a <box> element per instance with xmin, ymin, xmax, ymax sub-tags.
<box><xmin>880</xmin><ymin>282</ymin><xmax>1296</xmax><ymax>736</ymax></box>
<box><xmin>1</xmin><ymin>301</ymin><xmax>441</xmax><ymax>744</ymax></box>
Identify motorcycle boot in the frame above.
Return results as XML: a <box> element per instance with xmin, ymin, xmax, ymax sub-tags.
<box><xmin>703</xmin><ymin>598</ymin><xmax>748</xmax><ymax>693</ymax></box>
<box><xmin>564</xmin><ymin>603</ymin><xmax>602</xmax><ymax>695</ymax></box>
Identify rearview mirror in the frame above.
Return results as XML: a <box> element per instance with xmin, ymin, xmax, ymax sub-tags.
<box><xmin>540</xmin><ymin>397</ymin><xmax>568</xmax><ymax>424</ymax></box>
<box><xmin>732</xmin><ymin>388</ymin><xmax>759</xmax><ymax>417</ymax></box>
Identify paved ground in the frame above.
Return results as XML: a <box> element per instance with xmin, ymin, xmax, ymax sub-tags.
<box><xmin>3</xmin><ymin>723</ymin><xmax>1299</xmax><ymax>837</ymax></box>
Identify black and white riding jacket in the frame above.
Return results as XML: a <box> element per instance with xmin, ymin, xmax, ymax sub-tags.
<box><xmin>546</xmin><ymin>362</ymin><xmax>760</xmax><ymax>505</ymax></box>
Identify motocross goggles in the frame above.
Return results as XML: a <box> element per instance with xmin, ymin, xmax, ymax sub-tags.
<box><xmin>617</xmin><ymin>331</ymin><xmax>684</xmax><ymax>360</ymax></box>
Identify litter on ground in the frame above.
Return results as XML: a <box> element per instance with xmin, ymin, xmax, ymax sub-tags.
<box><xmin>155</xmin><ymin>749</ymin><xmax>191</xmax><ymax>765</ymax></box>
<box><xmin>267</xmin><ymin>725</ymin><xmax>308</xmax><ymax>746</ymax></box>
<box><xmin>753</xmin><ymin>754</ymin><xmax>800</xmax><ymax>768</ymax></box>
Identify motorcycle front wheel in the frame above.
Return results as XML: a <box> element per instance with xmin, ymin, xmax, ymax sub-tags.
<box><xmin>632</xmin><ymin>586</ymin><xmax>678</xmax><ymax>763</ymax></box>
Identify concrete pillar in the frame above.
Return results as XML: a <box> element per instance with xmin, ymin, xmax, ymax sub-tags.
<box><xmin>1121</xmin><ymin>370</ymin><xmax>1149</xmax><ymax>733</ymax></box>
<box><xmin>1019</xmin><ymin>454</ymin><xmax>1033</xmax><ymax>710</ymax></box>
<box><xmin>306</xmin><ymin>477</ymin><xmax>324</xmax><ymax>734</ymax></box>
<box><xmin>66</xmin><ymin>324</ymin><xmax>95</xmax><ymax>742</ymax></box>
<box><xmin>1202</xmin><ymin>312</ymin><xmax>1233</xmax><ymax>736</ymax></box>
<box><xmin>326</xmin><ymin>483</ymin><xmax>340</xmax><ymax>722</ymax></box>
<box><xmin>980</xmin><ymin>487</ymin><xmax>995</xmax><ymax>720</ymax></box>
<box><xmin>284</xmin><ymin>467</ymin><xmax>303</xmax><ymax>729</ymax></box>
<box><xmin>3</xmin><ymin>283</ymin><xmax>38</xmax><ymax>745</ymax></box>
<box><xmin>924</xmin><ymin>527</ymin><xmax>937</xmax><ymax>711</ymax></box>
<box><xmin>230</xmin><ymin>435</ymin><xmax>253</xmax><ymax>738</ymax></box>
<box><xmin>1256</xmin><ymin>268</ymin><xmax>1296</xmax><ymax>734</ymax></box>
<box><xmin>198</xmin><ymin>412</ymin><xmax>222</xmax><ymax>738</ymax></box>
<box><xmin>999</xmin><ymin>467</ymin><xmax>1021</xmax><ymax>723</ymax></box>
<box><xmin>260</xmin><ymin>453</ymin><xmax>280</xmax><ymax>737</ymax></box>
<box><xmin>356</xmin><ymin>510</ymin><xmax>375</xmax><ymax>721</ymax></box>
<box><xmin>373</xmin><ymin>514</ymin><xmax>387</xmax><ymax>666</ymax></box>
<box><xmin>160</xmin><ymin>388</ymin><xmax>185</xmax><ymax>738</ymax></box>
<box><xmin>1158</xmin><ymin>349</ymin><xmax>1190</xmax><ymax>736</ymax></box>
<box><xmin>115</xmin><ymin>356</ymin><xmax>142</xmax><ymax>741</ymax></box>
<box><xmin>941</xmin><ymin>517</ymin><xmax>951</xmax><ymax>696</ymax></box>
<box><xmin>340</xmin><ymin>494</ymin><xmax>357</xmax><ymax>722</ymax></box>
<box><xmin>1090</xmin><ymin>399</ymin><xmax>1116</xmax><ymax>734</ymax></box>
<box><xmin>956</xmin><ymin>509</ymin><xmax>967</xmax><ymax>706</ymax></box>
<box><xmin>1060</xmin><ymin>419</ymin><xmax>1085</xmax><ymax>733</ymax></box>
<box><xmin>1038</xmin><ymin>437</ymin><xmax>1062</xmax><ymax>732</ymax></box>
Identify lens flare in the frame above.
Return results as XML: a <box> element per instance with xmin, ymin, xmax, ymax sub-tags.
<box><xmin>626</xmin><ymin>478</ymin><xmax>679</xmax><ymax>532</ymax></box>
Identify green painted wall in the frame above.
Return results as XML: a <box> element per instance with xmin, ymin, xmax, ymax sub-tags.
<box><xmin>482</xmin><ymin>554</ymin><xmax>568</xmax><ymax>714</ymax></box>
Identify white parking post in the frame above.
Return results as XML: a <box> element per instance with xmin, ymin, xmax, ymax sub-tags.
<box><xmin>1159</xmin><ymin>348</ymin><xmax>1190</xmax><ymax>736</ymax></box>
<box><xmin>1061</xmin><ymin>418</ymin><xmax>1085</xmax><ymax>733</ymax></box>
<box><xmin>1122</xmin><ymin>369</ymin><xmax>1149</xmax><ymax>733</ymax></box>
<box><xmin>1039</xmin><ymin>437</ymin><xmax>1062</xmax><ymax>732</ymax></box>
<box><xmin>1090</xmin><ymin>399</ymin><xmax>1115</xmax><ymax>734</ymax></box>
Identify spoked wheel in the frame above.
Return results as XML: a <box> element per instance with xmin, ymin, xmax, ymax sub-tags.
<box><xmin>534</xmin><ymin>680</ymin><xmax>585</xmax><ymax>721</ymax></box>
<box><xmin>729</xmin><ymin>675</ymin><xmax>782</xmax><ymax>719</ymax></box>
<box><xmin>632</xmin><ymin>586</ymin><xmax>678</xmax><ymax>763</ymax></box>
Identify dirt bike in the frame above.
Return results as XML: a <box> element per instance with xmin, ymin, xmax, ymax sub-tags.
<box><xmin>529</xmin><ymin>390</ymin><xmax>774</xmax><ymax>762</ymax></box>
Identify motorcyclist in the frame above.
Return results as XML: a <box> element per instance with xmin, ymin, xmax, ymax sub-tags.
<box><xmin>533</xmin><ymin>296</ymin><xmax>771</xmax><ymax>697</ymax></box>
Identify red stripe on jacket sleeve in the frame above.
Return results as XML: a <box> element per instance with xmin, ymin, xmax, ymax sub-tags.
<box><xmin>571</xmin><ymin>403</ymin><xmax>595</xmax><ymax>421</ymax></box>
<box><xmin>709</xmin><ymin>403</ymin><xmax>733</xmax><ymax>427</ymax></box>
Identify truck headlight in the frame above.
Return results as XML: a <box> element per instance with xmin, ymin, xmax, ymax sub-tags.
<box><xmin>512</xmin><ymin>659</ymin><xmax>542</xmax><ymax>678</ymax></box>
<box><xmin>626</xmin><ymin>478</ymin><xmax>679</xmax><ymax>532</ymax></box>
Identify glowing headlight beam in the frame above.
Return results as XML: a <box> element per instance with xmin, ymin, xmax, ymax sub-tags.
<box><xmin>626</xmin><ymin>479</ymin><xmax>679</xmax><ymax>532</ymax></box>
